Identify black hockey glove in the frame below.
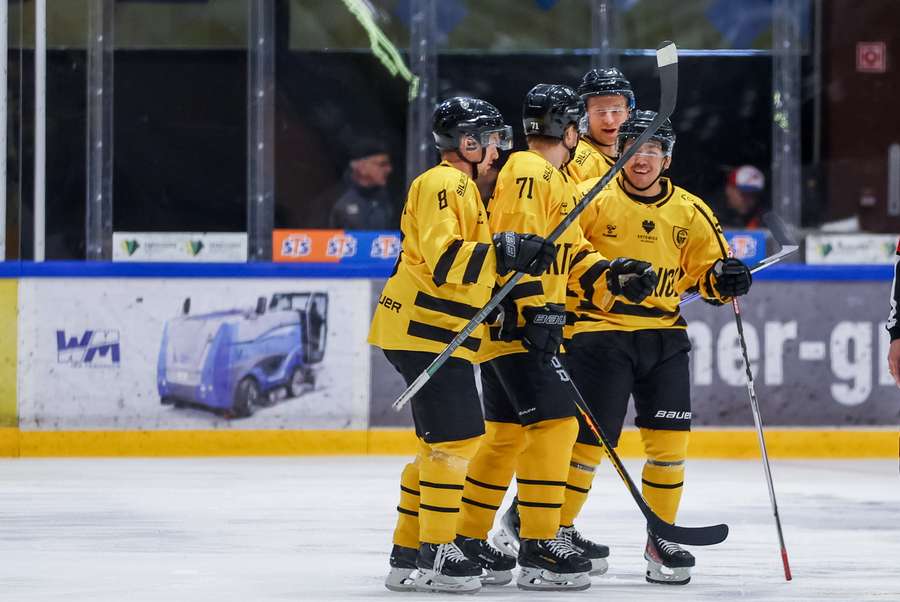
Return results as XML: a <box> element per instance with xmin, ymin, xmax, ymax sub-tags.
<box><xmin>606</xmin><ymin>258</ymin><xmax>658</xmax><ymax>304</ymax></box>
<box><xmin>521</xmin><ymin>304</ymin><xmax>566</xmax><ymax>364</ymax></box>
<box><xmin>712</xmin><ymin>258</ymin><xmax>752</xmax><ymax>297</ymax></box>
<box><xmin>493</xmin><ymin>232</ymin><xmax>556</xmax><ymax>277</ymax></box>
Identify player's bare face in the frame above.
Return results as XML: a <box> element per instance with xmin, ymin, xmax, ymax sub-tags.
<box><xmin>623</xmin><ymin>140</ymin><xmax>668</xmax><ymax>192</ymax></box>
<box><xmin>586</xmin><ymin>95</ymin><xmax>630</xmax><ymax>148</ymax></box>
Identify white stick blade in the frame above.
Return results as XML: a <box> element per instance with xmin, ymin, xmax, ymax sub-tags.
<box><xmin>657</xmin><ymin>41</ymin><xmax>677</xmax><ymax>67</ymax></box>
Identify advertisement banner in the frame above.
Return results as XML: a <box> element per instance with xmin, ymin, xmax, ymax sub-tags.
<box><xmin>724</xmin><ymin>230</ymin><xmax>767</xmax><ymax>266</ymax></box>
<box><xmin>18</xmin><ymin>278</ymin><xmax>370</xmax><ymax>431</ymax></box>
<box><xmin>369</xmin><ymin>279</ymin><xmax>898</xmax><ymax>428</ymax></box>
<box><xmin>272</xmin><ymin>229</ymin><xmax>401</xmax><ymax>268</ymax></box>
<box><xmin>806</xmin><ymin>233</ymin><xmax>898</xmax><ymax>265</ymax></box>
<box><xmin>113</xmin><ymin>232</ymin><xmax>248</xmax><ymax>262</ymax></box>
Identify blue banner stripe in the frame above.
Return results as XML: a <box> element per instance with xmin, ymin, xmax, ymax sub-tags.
<box><xmin>0</xmin><ymin>261</ymin><xmax>891</xmax><ymax>281</ymax></box>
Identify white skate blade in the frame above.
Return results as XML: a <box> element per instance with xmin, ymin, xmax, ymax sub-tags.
<box><xmin>480</xmin><ymin>568</ymin><xmax>513</xmax><ymax>586</ymax></box>
<box><xmin>384</xmin><ymin>567</ymin><xmax>418</xmax><ymax>592</ymax></box>
<box><xmin>414</xmin><ymin>570</ymin><xmax>482</xmax><ymax>594</ymax></box>
<box><xmin>491</xmin><ymin>526</ymin><xmax>519</xmax><ymax>557</ymax></box>
<box><xmin>589</xmin><ymin>557</ymin><xmax>609</xmax><ymax>576</ymax></box>
<box><xmin>516</xmin><ymin>567</ymin><xmax>591</xmax><ymax>591</ymax></box>
<box><xmin>645</xmin><ymin>559</ymin><xmax>691</xmax><ymax>585</ymax></box>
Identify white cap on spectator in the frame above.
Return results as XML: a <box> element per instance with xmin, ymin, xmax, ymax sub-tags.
<box><xmin>729</xmin><ymin>165</ymin><xmax>765</xmax><ymax>192</ymax></box>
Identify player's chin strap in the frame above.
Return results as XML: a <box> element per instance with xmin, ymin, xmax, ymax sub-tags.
<box><xmin>561</xmin><ymin>136</ymin><xmax>579</xmax><ymax>170</ymax></box>
<box><xmin>454</xmin><ymin>146</ymin><xmax>486</xmax><ymax>180</ymax></box>
<box><xmin>585</xmin><ymin>134</ymin><xmax>617</xmax><ymax>153</ymax></box>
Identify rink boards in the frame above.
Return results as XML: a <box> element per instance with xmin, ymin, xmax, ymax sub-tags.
<box><xmin>0</xmin><ymin>262</ymin><xmax>896</xmax><ymax>458</ymax></box>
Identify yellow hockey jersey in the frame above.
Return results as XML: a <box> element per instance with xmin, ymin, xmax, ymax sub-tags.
<box><xmin>565</xmin><ymin>137</ymin><xmax>616</xmax><ymax>183</ymax></box>
<box><xmin>568</xmin><ymin>174</ymin><xmax>732</xmax><ymax>337</ymax></box>
<box><xmin>368</xmin><ymin>161</ymin><xmax>497</xmax><ymax>361</ymax></box>
<box><xmin>480</xmin><ymin>150</ymin><xmax>615</xmax><ymax>361</ymax></box>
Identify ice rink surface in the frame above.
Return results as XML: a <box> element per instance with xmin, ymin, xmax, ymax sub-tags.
<box><xmin>1</xmin><ymin>456</ymin><xmax>898</xmax><ymax>601</ymax></box>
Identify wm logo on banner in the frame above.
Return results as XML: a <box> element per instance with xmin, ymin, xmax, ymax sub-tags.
<box><xmin>56</xmin><ymin>330</ymin><xmax>121</xmax><ymax>366</ymax></box>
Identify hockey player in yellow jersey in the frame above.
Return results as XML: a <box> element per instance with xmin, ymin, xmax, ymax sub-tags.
<box><xmin>371</xmin><ymin>97</ymin><xmax>557</xmax><ymax>594</ymax></box>
<box><xmin>564</xmin><ymin>110</ymin><xmax>753</xmax><ymax>585</ymax></box>
<box><xmin>565</xmin><ymin>67</ymin><xmax>635</xmax><ymax>183</ymax></box>
<box><xmin>454</xmin><ymin>84</ymin><xmax>658</xmax><ymax>592</ymax></box>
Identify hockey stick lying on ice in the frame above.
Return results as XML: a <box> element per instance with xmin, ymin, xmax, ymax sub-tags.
<box><xmin>392</xmin><ymin>40</ymin><xmax>679</xmax><ymax>412</ymax></box>
<box><xmin>550</xmin><ymin>356</ymin><xmax>728</xmax><ymax>546</ymax></box>
<box><xmin>678</xmin><ymin>212</ymin><xmax>799</xmax><ymax>307</ymax></box>
<box><xmin>728</xmin><ymin>212</ymin><xmax>794</xmax><ymax>580</ymax></box>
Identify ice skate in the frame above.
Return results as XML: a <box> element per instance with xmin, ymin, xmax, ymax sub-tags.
<box><xmin>384</xmin><ymin>544</ymin><xmax>419</xmax><ymax>592</ymax></box>
<box><xmin>455</xmin><ymin>535</ymin><xmax>515</xmax><ymax>586</ymax></box>
<box><xmin>491</xmin><ymin>498</ymin><xmax>521</xmax><ymax>557</ymax></box>
<box><xmin>558</xmin><ymin>525</ymin><xmax>610</xmax><ymax>575</ymax></box>
<box><xmin>414</xmin><ymin>542</ymin><xmax>482</xmax><ymax>594</ymax></box>
<box><xmin>516</xmin><ymin>537</ymin><xmax>592</xmax><ymax>591</ymax></box>
<box><xmin>645</xmin><ymin>530</ymin><xmax>695</xmax><ymax>585</ymax></box>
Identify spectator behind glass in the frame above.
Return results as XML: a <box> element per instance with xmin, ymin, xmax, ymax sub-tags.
<box><xmin>326</xmin><ymin>139</ymin><xmax>395</xmax><ymax>229</ymax></box>
<box><xmin>721</xmin><ymin>165</ymin><xmax>767</xmax><ymax>229</ymax></box>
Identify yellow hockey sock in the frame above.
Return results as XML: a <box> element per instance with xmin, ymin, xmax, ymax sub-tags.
<box><xmin>517</xmin><ymin>416</ymin><xmax>579</xmax><ymax>540</ymax></box>
<box><xmin>457</xmin><ymin>421</ymin><xmax>524</xmax><ymax>540</ymax></box>
<box><xmin>418</xmin><ymin>435</ymin><xmax>483</xmax><ymax>545</ymax></box>
<box><xmin>640</xmin><ymin>428</ymin><xmax>689</xmax><ymax>524</ymax></box>
<box><xmin>559</xmin><ymin>442</ymin><xmax>604</xmax><ymax>527</ymax></box>
<box><xmin>392</xmin><ymin>457</ymin><xmax>421</xmax><ymax>549</ymax></box>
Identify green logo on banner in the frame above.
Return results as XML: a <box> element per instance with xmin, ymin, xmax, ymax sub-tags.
<box><xmin>187</xmin><ymin>240</ymin><xmax>204</xmax><ymax>256</ymax></box>
<box><xmin>122</xmin><ymin>240</ymin><xmax>140</xmax><ymax>256</ymax></box>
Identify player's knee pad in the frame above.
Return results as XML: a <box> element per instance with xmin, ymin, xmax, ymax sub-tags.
<box><xmin>571</xmin><ymin>441</ymin><xmax>604</xmax><ymax>467</ymax></box>
<box><xmin>523</xmin><ymin>416</ymin><xmax>579</xmax><ymax>453</ymax></box>
<box><xmin>640</xmin><ymin>428</ymin><xmax>689</xmax><ymax>464</ymax></box>
<box><xmin>483</xmin><ymin>420</ymin><xmax>526</xmax><ymax>457</ymax></box>
<box><xmin>426</xmin><ymin>434</ymin><xmax>484</xmax><ymax>471</ymax></box>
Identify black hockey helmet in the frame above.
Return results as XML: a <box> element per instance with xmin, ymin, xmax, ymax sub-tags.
<box><xmin>522</xmin><ymin>84</ymin><xmax>587</xmax><ymax>140</ymax></box>
<box><xmin>617</xmin><ymin>109</ymin><xmax>676</xmax><ymax>156</ymax></box>
<box><xmin>432</xmin><ymin>97</ymin><xmax>513</xmax><ymax>152</ymax></box>
<box><xmin>577</xmin><ymin>67</ymin><xmax>635</xmax><ymax>110</ymax></box>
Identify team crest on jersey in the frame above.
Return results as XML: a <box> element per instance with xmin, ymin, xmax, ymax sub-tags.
<box><xmin>326</xmin><ymin>233</ymin><xmax>357</xmax><ymax>258</ymax></box>
<box><xmin>281</xmin><ymin>233</ymin><xmax>312</xmax><ymax>257</ymax></box>
<box><xmin>672</xmin><ymin>226</ymin><xmax>689</xmax><ymax>249</ymax></box>
<box><xmin>370</xmin><ymin>234</ymin><xmax>401</xmax><ymax>259</ymax></box>
<box><xmin>638</xmin><ymin>219</ymin><xmax>658</xmax><ymax>243</ymax></box>
<box><xmin>542</xmin><ymin>165</ymin><xmax>554</xmax><ymax>182</ymax></box>
<box><xmin>604</xmin><ymin>224</ymin><xmax>618</xmax><ymax>238</ymax></box>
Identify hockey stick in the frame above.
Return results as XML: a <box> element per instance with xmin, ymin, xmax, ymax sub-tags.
<box><xmin>551</xmin><ymin>357</ymin><xmax>728</xmax><ymax>546</ymax></box>
<box><xmin>731</xmin><ymin>294</ymin><xmax>792</xmax><ymax>579</ymax></box>
<box><xmin>679</xmin><ymin>213</ymin><xmax>799</xmax><ymax>307</ymax></box>
<box><xmin>728</xmin><ymin>213</ymin><xmax>794</xmax><ymax>580</ymax></box>
<box><xmin>392</xmin><ymin>41</ymin><xmax>679</xmax><ymax>412</ymax></box>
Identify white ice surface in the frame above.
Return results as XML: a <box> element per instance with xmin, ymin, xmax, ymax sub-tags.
<box><xmin>1</xmin><ymin>457</ymin><xmax>898</xmax><ymax>601</ymax></box>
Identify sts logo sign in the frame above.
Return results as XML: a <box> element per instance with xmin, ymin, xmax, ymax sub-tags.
<box><xmin>370</xmin><ymin>234</ymin><xmax>401</xmax><ymax>259</ymax></box>
<box><xmin>56</xmin><ymin>330</ymin><xmax>121</xmax><ymax>367</ymax></box>
<box><xmin>281</xmin><ymin>234</ymin><xmax>312</xmax><ymax>258</ymax></box>
<box><xmin>327</xmin><ymin>234</ymin><xmax>358</xmax><ymax>258</ymax></box>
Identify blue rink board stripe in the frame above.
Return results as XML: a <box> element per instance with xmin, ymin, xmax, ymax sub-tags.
<box><xmin>0</xmin><ymin>261</ymin><xmax>892</xmax><ymax>281</ymax></box>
